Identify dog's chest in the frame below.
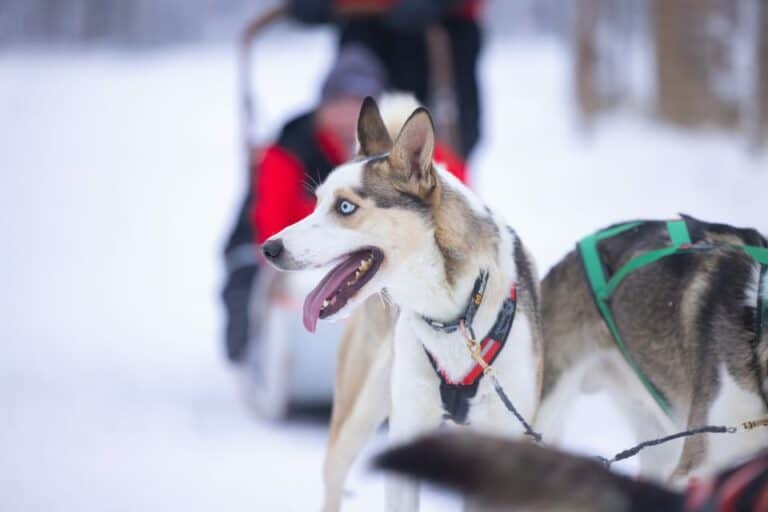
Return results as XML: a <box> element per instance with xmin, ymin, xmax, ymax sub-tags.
<box><xmin>402</xmin><ymin>315</ymin><xmax>539</xmax><ymax>426</ymax></box>
<box><xmin>410</xmin><ymin>319</ymin><xmax>479</xmax><ymax>382</ymax></box>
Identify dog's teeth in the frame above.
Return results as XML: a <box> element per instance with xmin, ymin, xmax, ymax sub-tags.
<box><xmin>322</xmin><ymin>299</ymin><xmax>330</xmax><ymax>309</ymax></box>
<box><xmin>330</xmin><ymin>295</ymin><xmax>337</xmax><ymax>305</ymax></box>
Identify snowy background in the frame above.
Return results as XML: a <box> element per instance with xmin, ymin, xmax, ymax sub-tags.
<box><xmin>2</xmin><ymin>9</ymin><xmax>767</xmax><ymax>512</ymax></box>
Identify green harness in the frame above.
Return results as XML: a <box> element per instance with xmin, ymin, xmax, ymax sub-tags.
<box><xmin>579</xmin><ymin>220</ymin><xmax>768</xmax><ymax>418</ymax></box>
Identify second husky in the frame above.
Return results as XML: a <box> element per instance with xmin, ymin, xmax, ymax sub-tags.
<box><xmin>321</xmin><ymin>215</ymin><xmax>768</xmax><ymax>510</ymax></box>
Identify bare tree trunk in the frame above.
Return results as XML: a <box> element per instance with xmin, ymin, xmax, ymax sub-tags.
<box><xmin>650</xmin><ymin>0</ymin><xmax>739</xmax><ymax>127</ymax></box>
<box><xmin>758</xmin><ymin>0</ymin><xmax>768</xmax><ymax>149</ymax></box>
<box><xmin>574</xmin><ymin>0</ymin><xmax>602</xmax><ymax>121</ymax></box>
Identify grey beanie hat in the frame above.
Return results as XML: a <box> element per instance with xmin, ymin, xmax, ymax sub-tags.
<box><xmin>321</xmin><ymin>44</ymin><xmax>388</xmax><ymax>102</ymax></box>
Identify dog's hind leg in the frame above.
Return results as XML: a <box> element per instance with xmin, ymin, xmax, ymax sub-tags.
<box><xmin>673</xmin><ymin>363</ymin><xmax>768</xmax><ymax>482</ymax></box>
<box><xmin>595</xmin><ymin>351</ymin><xmax>682</xmax><ymax>480</ymax></box>
<box><xmin>323</xmin><ymin>296</ymin><xmax>394</xmax><ymax>512</ymax></box>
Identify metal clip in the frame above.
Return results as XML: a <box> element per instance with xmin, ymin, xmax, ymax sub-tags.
<box><xmin>460</xmin><ymin>320</ymin><xmax>492</xmax><ymax>373</ymax></box>
<box><xmin>742</xmin><ymin>417</ymin><xmax>768</xmax><ymax>430</ymax></box>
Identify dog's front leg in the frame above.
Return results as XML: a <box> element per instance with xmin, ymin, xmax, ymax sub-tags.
<box><xmin>386</xmin><ymin>323</ymin><xmax>443</xmax><ymax>512</ymax></box>
<box><xmin>323</xmin><ymin>298</ymin><xmax>395</xmax><ymax>512</ymax></box>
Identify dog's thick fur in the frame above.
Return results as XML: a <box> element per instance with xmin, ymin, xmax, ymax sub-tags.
<box><xmin>322</xmin><ymin>216</ymin><xmax>768</xmax><ymax>510</ymax></box>
<box><xmin>263</xmin><ymin>97</ymin><xmax>542</xmax><ymax>511</ymax></box>
<box><xmin>374</xmin><ymin>432</ymin><xmax>683</xmax><ymax>512</ymax></box>
<box><xmin>537</xmin><ymin>217</ymin><xmax>768</xmax><ymax>481</ymax></box>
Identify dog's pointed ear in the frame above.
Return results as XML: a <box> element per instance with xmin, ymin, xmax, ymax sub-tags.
<box><xmin>357</xmin><ymin>97</ymin><xmax>393</xmax><ymax>156</ymax></box>
<box><xmin>389</xmin><ymin>107</ymin><xmax>436</xmax><ymax>198</ymax></box>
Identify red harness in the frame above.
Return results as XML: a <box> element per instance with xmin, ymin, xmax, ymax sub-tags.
<box><xmin>433</xmin><ymin>286</ymin><xmax>517</xmax><ymax>386</ymax></box>
<box><xmin>424</xmin><ymin>283</ymin><xmax>518</xmax><ymax>423</ymax></box>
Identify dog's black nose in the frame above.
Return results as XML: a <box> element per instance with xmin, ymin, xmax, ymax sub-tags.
<box><xmin>261</xmin><ymin>239</ymin><xmax>284</xmax><ymax>261</ymax></box>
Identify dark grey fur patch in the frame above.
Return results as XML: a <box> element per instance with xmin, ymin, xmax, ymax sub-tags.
<box><xmin>358</xmin><ymin>158</ymin><xmax>431</xmax><ymax>214</ymax></box>
<box><xmin>512</xmin><ymin>228</ymin><xmax>539</xmax><ymax>316</ymax></box>
<box><xmin>541</xmin><ymin>213</ymin><xmax>768</xmax><ymax>479</ymax></box>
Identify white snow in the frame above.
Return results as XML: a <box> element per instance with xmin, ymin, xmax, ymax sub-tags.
<box><xmin>1</xmin><ymin>32</ymin><xmax>766</xmax><ymax>511</ymax></box>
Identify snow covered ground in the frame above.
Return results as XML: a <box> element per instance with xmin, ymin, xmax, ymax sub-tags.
<box><xmin>1</xmin><ymin>29</ymin><xmax>766</xmax><ymax>511</ymax></box>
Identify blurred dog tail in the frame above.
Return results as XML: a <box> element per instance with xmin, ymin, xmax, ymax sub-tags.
<box><xmin>373</xmin><ymin>432</ymin><xmax>683</xmax><ymax>512</ymax></box>
<box><xmin>378</xmin><ymin>92</ymin><xmax>421</xmax><ymax>139</ymax></box>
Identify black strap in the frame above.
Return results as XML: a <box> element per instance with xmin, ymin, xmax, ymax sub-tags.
<box><xmin>429</xmin><ymin>375</ymin><xmax>480</xmax><ymax>425</ymax></box>
<box><xmin>758</xmin><ymin>263</ymin><xmax>766</xmax><ymax>344</ymax></box>
<box><xmin>425</xmin><ymin>290</ymin><xmax>517</xmax><ymax>425</ymax></box>
<box><xmin>421</xmin><ymin>270</ymin><xmax>489</xmax><ymax>333</ymax></box>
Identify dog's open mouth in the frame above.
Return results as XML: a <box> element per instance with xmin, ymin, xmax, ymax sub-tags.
<box><xmin>302</xmin><ymin>247</ymin><xmax>384</xmax><ymax>332</ymax></box>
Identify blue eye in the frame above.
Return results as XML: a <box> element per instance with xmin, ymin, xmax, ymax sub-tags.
<box><xmin>336</xmin><ymin>199</ymin><xmax>358</xmax><ymax>216</ymax></box>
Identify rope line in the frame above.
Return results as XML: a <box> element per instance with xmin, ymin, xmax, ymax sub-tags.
<box><xmin>456</xmin><ymin>303</ymin><xmax>766</xmax><ymax>468</ymax></box>
<box><xmin>489</xmin><ymin>375</ymin><xmax>542</xmax><ymax>443</ymax></box>
<box><xmin>596</xmin><ymin>425</ymin><xmax>736</xmax><ymax>468</ymax></box>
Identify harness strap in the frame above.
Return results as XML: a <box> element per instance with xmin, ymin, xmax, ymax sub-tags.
<box><xmin>425</xmin><ymin>286</ymin><xmax>518</xmax><ymax>424</ymax></box>
<box><xmin>666</xmin><ymin>218</ymin><xmax>693</xmax><ymax>247</ymax></box>
<box><xmin>758</xmin><ymin>264</ymin><xmax>767</xmax><ymax>341</ymax></box>
<box><xmin>580</xmin><ymin>219</ymin><xmax>768</xmax><ymax>420</ymax></box>
<box><xmin>422</xmin><ymin>271</ymin><xmax>489</xmax><ymax>333</ymax></box>
<box><xmin>741</xmin><ymin>245</ymin><xmax>768</xmax><ymax>350</ymax></box>
<box><xmin>579</xmin><ymin>221</ymin><xmax>675</xmax><ymax>417</ymax></box>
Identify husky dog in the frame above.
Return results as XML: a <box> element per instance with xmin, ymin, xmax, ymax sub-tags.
<box><xmin>321</xmin><ymin>216</ymin><xmax>768</xmax><ymax>509</ymax></box>
<box><xmin>261</xmin><ymin>97</ymin><xmax>543</xmax><ymax>511</ymax></box>
<box><xmin>536</xmin><ymin>217</ymin><xmax>768</xmax><ymax>481</ymax></box>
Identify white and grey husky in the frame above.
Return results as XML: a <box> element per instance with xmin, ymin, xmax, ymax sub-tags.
<box><xmin>263</xmin><ymin>97</ymin><xmax>768</xmax><ymax>511</ymax></box>
<box><xmin>262</xmin><ymin>97</ymin><xmax>543</xmax><ymax>510</ymax></box>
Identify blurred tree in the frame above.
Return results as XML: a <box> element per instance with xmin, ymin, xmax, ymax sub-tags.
<box><xmin>761</xmin><ymin>0</ymin><xmax>768</xmax><ymax>147</ymax></box>
<box><xmin>574</xmin><ymin>0</ymin><xmax>602</xmax><ymax>119</ymax></box>
<box><xmin>650</xmin><ymin>0</ymin><xmax>739</xmax><ymax>127</ymax></box>
<box><xmin>745</xmin><ymin>0</ymin><xmax>768</xmax><ymax>149</ymax></box>
<box><xmin>0</xmin><ymin>0</ymin><xmax>253</xmax><ymax>46</ymax></box>
<box><xmin>573</xmin><ymin>0</ymin><xmax>640</xmax><ymax>123</ymax></box>
<box><xmin>573</xmin><ymin>0</ymin><xmax>765</xmax><ymax>151</ymax></box>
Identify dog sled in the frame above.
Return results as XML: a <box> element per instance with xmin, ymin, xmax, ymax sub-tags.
<box><xmin>236</xmin><ymin>6</ymin><xmax>340</xmax><ymax>420</ymax></box>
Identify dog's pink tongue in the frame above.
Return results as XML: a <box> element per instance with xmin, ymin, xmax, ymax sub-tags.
<box><xmin>302</xmin><ymin>254</ymin><xmax>361</xmax><ymax>332</ymax></box>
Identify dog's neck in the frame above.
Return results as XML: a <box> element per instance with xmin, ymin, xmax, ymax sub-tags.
<box><xmin>389</xmin><ymin>235</ymin><xmax>516</xmax><ymax>382</ymax></box>
<box><xmin>385</xmin><ymin>171</ymin><xmax>518</xmax><ymax>377</ymax></box>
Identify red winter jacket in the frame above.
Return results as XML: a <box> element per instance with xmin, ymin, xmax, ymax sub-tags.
<box><xmin>251</xmin><ymin>115</ymin><xmax>468</xmax><ymax>244</ymax></box>
<box><xmin>331</xmin><ymin>0</ymin><xmax>485</xmax><ymax>21</ymax></box>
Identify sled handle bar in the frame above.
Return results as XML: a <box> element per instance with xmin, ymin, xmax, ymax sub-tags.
<box><xmin>239</xmin><ymin>5</ymin><xmax>287</xmax><ymax>162</ymax></box>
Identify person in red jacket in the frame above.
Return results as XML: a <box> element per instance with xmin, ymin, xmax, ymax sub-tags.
<box><xmin>222</xmin><ymin>44</ymin><xmax>468</xmax><ymax>364</ymax></box>
<box><xmin>289</xmin><ymin>0</ymin><xmax>485</xmax><ymax>157</ymax></box>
